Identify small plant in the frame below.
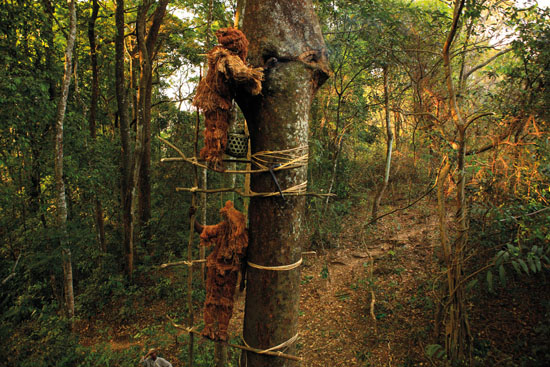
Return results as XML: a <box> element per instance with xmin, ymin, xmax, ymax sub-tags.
<box><xmin>320</xmin><ymin>264</ymin><xmax>329</xmax><ymax>279</ymax></box>
<box><xmin>425</xmin><ymin>343</ymin><xmax>446</xmax><ymax>360</ymax></box>
<box><xmin>301</xmin><ymin>275</ymin><xmax>314</xmax><ymax>284</ymax></box>
<box><xmin>486</xmin><ymin>243</ymin><xmax>550</xmax><ymax>293</ymax></box>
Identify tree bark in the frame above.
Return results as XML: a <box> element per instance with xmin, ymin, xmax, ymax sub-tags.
<box><xmin>137</xmin><ymin>0</ymin><xmax>170</xmax><ymax>243</ymax></box>
<box><xmin>441</xmin><ymin>0</ymin><xmax>472</xmax><ymax>362</ymax></box>
<box><xmin>371</xmin><ymin>65</ymin><xmax>394</xmax><ymax>221</ymax></box>
<box><xmin>54</xmin><ymin>0</ymin><xmax>77</xmax><ymax>321</ymax></box>
<box><xmin>115</xmin><ymin>0</ymin><xmax>133</xmax><ymax>275</ymax></box>
<box><xmin>238</xmin><ymin>2</ymin><xmax>329</xmax><ymax>366</ymax></box>
<box><xmin>324</xmin><ymin>94</ymin><xmax>343</xmax><ymax>212</ymax></box>
<box><xmin>88</xmin><ymin>0</ymin><xmax>106</xmax><ymax>252</ymax></box>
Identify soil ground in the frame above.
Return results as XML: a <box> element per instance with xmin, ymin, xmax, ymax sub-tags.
<box><xmin>79</xmin><ymin>199</ymin><xmax>550</xmax><ymax>366</ymax></box>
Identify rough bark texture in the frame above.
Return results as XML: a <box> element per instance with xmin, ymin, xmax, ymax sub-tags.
<box><xmin>137</xmin><ymin>0</ymin><xmax>169</xmax><ymax>232</ymax></box>
<box><xmin>238</xmin><ymin>2</ymin><xmax>329</xmax><ymax>366</ymax></box>
<box><xmin>115</xmin><ymin>0</ymin><xmax>133</xmax><ymax>275</ymax></box>
<box><xmin>441</xmin><ymin>0</ymin><xmax>472</xmax><ymax>362</ymax></box>
<box><xmin>54</xmin><ymin>0</ymin><xmax>77</xmax><ymax>321</ymax></box>
<box><xmin>88</xmin><ymin>0</ymin><xmax>106</xmax><ymax>252</ymax></box>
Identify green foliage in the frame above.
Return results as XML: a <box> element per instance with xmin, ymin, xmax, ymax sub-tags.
<box><xmin>472</xmin><ymin>194</ymin><xmax>550</xmax><ymax>294</ymax></box>
<box><xmin>425</xmin><ymin>343</ymin><xmax>446</xmax><ymax>360</ymax></box>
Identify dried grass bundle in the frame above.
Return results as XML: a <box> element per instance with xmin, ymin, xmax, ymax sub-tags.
<box><xmin>199</xmin><ymin>201</ymin><xmax>248</xmax><ymax>341</ymax></box>
<box><xmin>192</xmin><ymin>28</ymin><xmax>263</xmax><ymax>170</ymax></box>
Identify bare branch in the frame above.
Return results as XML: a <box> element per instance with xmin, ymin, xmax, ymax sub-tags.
<box><xmin>463</xmin><ymin>48</ymin><xmax>512</xmax><ymax>81</ymax></box>
<box><xmin>2</xmin><ymin>254</ymin><xmax>21</xmax><ymax>285</ymax></box>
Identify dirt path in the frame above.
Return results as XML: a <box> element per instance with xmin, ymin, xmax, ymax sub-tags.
<box><xmin>79</xmin><ymin>199</ymin><xmax>550</xmax><ymax>366</ymax></box>
<box><xmin>295</xmin><ymin>201</ymin><xmax>439</xmax><ymax>366</ymax></box>
<box><xmin>79</xmin><ymin>200</ymin><xmax>441</xmax><ymax>365</ymax></box>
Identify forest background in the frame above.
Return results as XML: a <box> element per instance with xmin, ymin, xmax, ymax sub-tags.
<box><xmin>1</xmin><ymin>0</ymin><xmax>549</xmax><ymax>366</ymax></box>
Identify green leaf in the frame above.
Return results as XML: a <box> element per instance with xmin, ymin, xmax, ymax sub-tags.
<box><xmin>527</xmin><ymin>257</ymin><xmax>537</xmax><ymax>273</ymax></box>
<box><xmin>487</xmin><ymin>270</ymin><xmax>494</xmax><ymax>293</ymax></box>
<box><xmin>518</xmin><ymin>259</ymin><xmax>529</xmax><ymax>274</ymax></box>
<box><xmin>511</xmin><ymin>260</ymin><xmax>521</xmax><ymax>274</ymax></box>
<box><xmin>466</xmin><ymin>279</ymin><xmax>478</xmax><ymax>292</ymax></box>
<box><xmin>535</xmin><ymin>257</ymin><xmax>541</xmax><ymax>272</ymax></box>
<box><xmin>499</xmin><ymin>264</ymin><xmax>506</xmax><ymax>287</ymax></box>
<box><xmin>496</xmin><ymin>250</ymin><xmax>505</xmax><ymax>266</ymax></box>
<box><xmin>426</xmin><ymin>344</ymin><xmax>443</xmax><ymax>358</ymax></box>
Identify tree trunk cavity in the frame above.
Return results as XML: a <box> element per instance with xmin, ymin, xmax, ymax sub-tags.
<box><xmin>238</xmin><ymin>1</ymin><xmax>329</xmax><ymax>366</ymax></box>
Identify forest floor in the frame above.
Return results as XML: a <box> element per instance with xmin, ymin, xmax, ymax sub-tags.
<box><xmin>78</xmin><ymin>197</ymin><xmax>550</xmax><ymax>366</ymax></box>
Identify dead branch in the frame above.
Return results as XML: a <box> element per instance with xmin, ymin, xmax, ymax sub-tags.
<box><xmin>2</xmin><ymin>254</ymin><xmax>21</xmax><ymax>285</ymax></box>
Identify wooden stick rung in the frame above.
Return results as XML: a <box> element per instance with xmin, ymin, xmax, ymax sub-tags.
<box><xmin>175</xmin><ymin>186</ymin><xmax>336</xmax><ymax>199</ymax></box>
<box><xmin>160</xmin><ymin>259</ymin><xmax>207</xmax><ymax>269</ymax></box>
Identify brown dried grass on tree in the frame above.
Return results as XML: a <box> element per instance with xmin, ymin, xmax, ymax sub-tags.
<box><xmin>192</xmin><ymin>28</ymin><xmax>264</xmax><ymax>170</ymax></box>
<box><xmin>199</xmin><ymin>201</ymin><xmax>248</xmax><ymax>341</ymax></box>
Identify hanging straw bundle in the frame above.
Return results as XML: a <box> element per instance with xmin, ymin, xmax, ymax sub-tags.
<box><xmin>192</xmin><ymin>28</ymin><xmax>263</xmax><ymax>170</ymax></box>
<box><xmin>199</xmin><ymin>201</ymin><xmax>248</xmax><ymax>341</ymax></box>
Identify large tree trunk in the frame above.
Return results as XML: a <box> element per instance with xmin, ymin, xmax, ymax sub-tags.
<box><xmin>88</xmin><ymin>0</ymin><xmax>106</xmax><ymax>252</ymax></box>
<box><xmin>371</xmin><ymin>65</ymin><xmax>393</xmax><ymax>221</ymax></box>
<box><xmin>54</xmin><ymin>0</ymin><xmax>77</xmax><ymax>321</ymax></box>
<box><xmin>238</xmin><ymin>2</ymin><xmax>329</xmax><ymax>366</ymax></box>
<box><xmin>115</xmin><ymin>0</ymin><xmax>133</xmax><ymax>275</ymax></box>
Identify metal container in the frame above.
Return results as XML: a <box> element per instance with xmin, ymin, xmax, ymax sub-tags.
<box><xmin>226</xmin><ymin>132</ymin><xmax>249</xmax><ymax>158</ymax></box>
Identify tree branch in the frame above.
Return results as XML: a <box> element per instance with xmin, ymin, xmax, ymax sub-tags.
<box><xmin>463</xmin><ymin>48</ymin><xmax>512</xmax><ymax>81</ymax></box>
<box><xmin>2</xmin><ymin>254</ymin><xmax>22</xmax><ymax>285</ymax></box>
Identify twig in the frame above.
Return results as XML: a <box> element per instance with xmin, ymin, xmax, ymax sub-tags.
<box><xmin>499</xmin><ymin>206</ymin><xmax>549</xmax><ymax>222</ymax></box>
<box><xmin>159</xmin><ymin>259</ymin><xmax>206</xmax><ymax>269</ymax></box>
<box><xmin>2</xmin><ymin>254</ymin><xmax>21</xmax><ymax>285</ymax></box>
<box><xmin>366</xmin><ymin>184</ymin><xmax>436</xmax><ymax>225</ymax></box>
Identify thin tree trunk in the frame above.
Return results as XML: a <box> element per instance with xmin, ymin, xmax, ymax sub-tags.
<box><xmin>441</xmin><ymin>0</ymin><xmax>472</xmax><ymax>362</ymax></box>
<box><xmin>54</xmin><ymin>0</ymin><xmax>77</xmax><ymax>322</ymax></box>
<box><xmin>115</xmin><ymin>0</ymin><xmax>133</xmax><ymax>275</ymax></box>
<box><xmin>214</xmin><ymin>343</ymin><xmax>227</xmax><ymax>367</ymax></box>
<box><xmin>137</xmin><ymin>0</ymin><xmax>170</xmax><ymax>246</ymax></box>
<box><xmin>238</xmin><ymin>2</ymin><xmax>329</xmax><ymax>366</ymax></box>
<box><xmin>201</xmin><ymin>0</ymin><xmax>214</xmax><ymax>286</ymax></box>
<box><xmin>324</xmin><ymin>94</ymin><xmax>343</xmax><ymax>212</ymax></box>
<box><xmin>372</xmin><ymin>65</ymin><xmax>394</xmax><ymax>221</ymax></box>
<box><xmin>88</xmin><ymin>0</ymin><xmax>106</xmax><ymax>252</ymax></box>
<box><xmin>437</xmin><ymin>158</ymin><xmax>451</xmax><ymax>264</ymax></box>
<box><xmin>132</xmin><ymin>0</ymin><xmax>152</xmax><ymax>268</ymax></box>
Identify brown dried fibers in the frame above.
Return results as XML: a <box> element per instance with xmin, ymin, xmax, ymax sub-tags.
<box><xmin>199</xmin><ymin>200</ymin><xmax>248</xmax><ymax>341</ymax></box>
<box><xmin>192</xmin><ymin>28</ymin><xmax>264</xmax><ymax>170</ymax></box>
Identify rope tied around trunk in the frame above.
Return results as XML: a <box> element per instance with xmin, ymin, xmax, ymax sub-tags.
<box><xmin>159</xmin><ymin>137</ymin><xmax>308</xmax><ymax>174</ymax></box>
<box><xmin>247</xmin><ymin>257</ymin><xmax>303</xmax><ymax>271</ymax></box>
<box><xmin>242</xmin><ymin>332</ymin><xmax>299</xmax><ymax>355</ymax></box>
